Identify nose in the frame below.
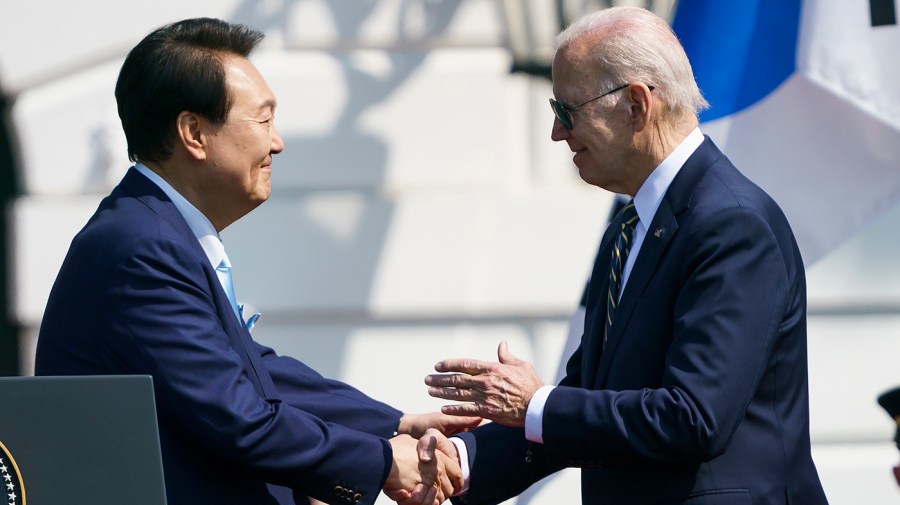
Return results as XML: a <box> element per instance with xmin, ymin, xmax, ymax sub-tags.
<box><xmin>271</xmin><ymin>122</ymin><xmax>285</xmax><ymax>154</ymax></box>
<box><xmin>550</xmin><ymin>116</ymin><xmax>569</xmax><ymax>142</ymax></box>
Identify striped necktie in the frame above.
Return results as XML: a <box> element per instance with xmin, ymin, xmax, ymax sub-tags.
<box><xmin>605</xmin><ymin>200</ymin><xmax>639</xmax><ymax>348</ymax></box>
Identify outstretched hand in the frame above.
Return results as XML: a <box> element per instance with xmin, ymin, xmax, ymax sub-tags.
<box><xmin>425</xmin><ymin>341</ymin><xmax>543</xmax><ymax>427</ymax></box>
<box><xmin>383</xmin><ymin>430</ymin><xmax>462</xmax><ymax>505</ymax></box>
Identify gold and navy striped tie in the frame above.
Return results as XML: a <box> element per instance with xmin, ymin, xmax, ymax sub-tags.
<box><xmin>605</xmin><ymin>201</ymin><xmax>639</xmax><ymax>348</ymax></box>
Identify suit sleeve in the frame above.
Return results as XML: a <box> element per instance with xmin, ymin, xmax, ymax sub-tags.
<box><xmin>254</xmin><ymin>342</ymin><xmax>403</xmax><ymax>437</ymax></box>
<box><xmin>100</xmin><ymin>237</ymin><xmax>392</xmax><ymax>504</ymax></box>
<box><xmin>558</xmin><ymin>342</ymin><xmax>584</xmax><ymax>388</ymax></box>
<box><xmin>452</xmin><ymin>424</ymin><xmax>564</xmax><ymax>505</ymax></box>
<box><xmin>542</xmin><ymin>205</ymin><xmax>791</xmax><ymax>464</ymax></box>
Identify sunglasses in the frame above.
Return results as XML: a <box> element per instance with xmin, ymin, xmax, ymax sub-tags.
<box><xmin>549</xmin><ymin>84</ymin><xmax>654</xmax><ymax>130</ymax></box>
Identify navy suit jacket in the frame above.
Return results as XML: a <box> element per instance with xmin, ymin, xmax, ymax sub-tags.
<box><xmin>455</xmin><ymin>138</ymin><xmax>828</xmax><ymax>504</ymax></box>
<box><xmin>36</xmin><ymin>168</ymin><xmax>403</xmax><ymax>505</ymax></box>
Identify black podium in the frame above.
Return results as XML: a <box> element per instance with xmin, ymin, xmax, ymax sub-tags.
<box><xmin>0</xmin><ymin>375</ymin><xmax>167</xmax><ymax>505</ymax></box>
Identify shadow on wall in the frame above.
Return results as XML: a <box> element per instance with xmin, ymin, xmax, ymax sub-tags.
<box><xmin>222</xmin><ymin>0</ymin><xmax>465</xmax><ymax>378</ymax></box>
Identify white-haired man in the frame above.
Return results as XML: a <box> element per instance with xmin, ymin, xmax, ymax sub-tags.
<box><xmin>425</xmin><ymin>6</ymin><xmax>828</xmax><ymax>504</ymax></box>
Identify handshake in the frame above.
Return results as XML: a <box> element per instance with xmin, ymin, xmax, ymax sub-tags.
<box><xmin>381</xmin><ymin>413</ymin><xmax>479</xmax><ymax>505</ymax></box>
<box><xmin>380</xmin><ymin>342</ymin><xmax>543</xmax><ymax>505</ymax></box>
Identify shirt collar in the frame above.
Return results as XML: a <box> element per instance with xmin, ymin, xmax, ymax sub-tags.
<box><xmin>632</xmin><ymin>127</ymin><xmax>704</xmax><ymax>227</ymax></box>
<box><xmin>134</xmin><ymin>162</ymin><xmax>226</xmax><ymax>269</ymax></box>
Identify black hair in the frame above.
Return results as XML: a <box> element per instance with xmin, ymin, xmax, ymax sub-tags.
<box><xmin>114</xmin><ymin>17</ymin><xmax>264</xmax><ymax>163</ymax></box>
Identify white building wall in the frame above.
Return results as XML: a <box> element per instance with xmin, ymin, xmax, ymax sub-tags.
<box><xmin>2</xmin><ymin>1</ymin><xmax>898</xmax><ymax>503</ymax></box>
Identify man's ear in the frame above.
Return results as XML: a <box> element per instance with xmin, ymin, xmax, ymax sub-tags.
<box><xmin>627</xmin><ymin>83</ymin><xmax>653</xmax><ymax>133</ymax></box>
<box><xmin>176</xmin><ymin>111</ymin><xmax>207</xmax><ymax>160</ymax></box>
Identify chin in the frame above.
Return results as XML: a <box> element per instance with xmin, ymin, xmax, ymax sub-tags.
<box><xmin>252</xmin><ymin>186</ymin><xmax>271</xmax><ymax>204</ymax></box>
<box><xmin>576</xmin><ymin>167</ymin><xmax>602</xmax><ymax>188</ymax></box>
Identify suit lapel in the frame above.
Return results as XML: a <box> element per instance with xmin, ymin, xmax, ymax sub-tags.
<box><xmin>118</xmin><ymin>168</ymin><xmax>277</xmax><ymax>397</ymax></box>
<box><xmin>217</xmin><ymin>291</ymin><xmax>278</xmax><ymax>397</ymax></box>
<box><xmin>588</xmin><ymin>137</ymin><xmax>724</xmax><ymax>389</ymax></box>
<box><xmin>593</xmin><ymin>200</ymin><xmax>678</xmax><ymax>388</ymax></box>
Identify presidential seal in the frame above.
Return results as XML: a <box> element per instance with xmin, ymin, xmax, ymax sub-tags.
<box><xmin>0</xmin><ymin>440</ymin><xmax>25</xmax><ymax>505</ymax></box>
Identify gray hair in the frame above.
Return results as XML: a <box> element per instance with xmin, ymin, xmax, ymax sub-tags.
<box><xmin>556</xmin><ymin>6</ymin><xmax>708</xmax><ymax>118</ymax></box>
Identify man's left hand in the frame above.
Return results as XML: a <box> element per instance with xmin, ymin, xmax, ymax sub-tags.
<box><xmin>425</xmin><ymin>341</ymin><xmax>543</xmax><ymax>427</ymax></box>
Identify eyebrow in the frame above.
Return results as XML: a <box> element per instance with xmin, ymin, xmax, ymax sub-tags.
<box><xmin>258</xmin><ymin>99</ymin><xmax>277</xmax><ymax>112</ymax></box>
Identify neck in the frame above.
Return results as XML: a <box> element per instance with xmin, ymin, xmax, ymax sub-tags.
<box><xmin>646</xmin><ymin>115</ymin><xmax>698</xmax><ymax>166</ymax></box>
<box><xmin>141</xmin><ymin>159</ymin><xmax>233</xmax><ymax>232</ymax></box>
<box><xmin>622</xmin><ymin>116</ymin><xmax>698</xmax><ymax>196</ymax></box>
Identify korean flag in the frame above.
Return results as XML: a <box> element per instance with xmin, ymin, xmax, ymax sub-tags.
<box><xmin>674</xmin><ymin>0</ymin><xmax>900</xmax><ymax>264</ymax></box>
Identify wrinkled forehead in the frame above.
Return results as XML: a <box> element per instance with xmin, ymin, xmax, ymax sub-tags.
<box><xmin>551</xmin><ymin>41</ymin><xmax>601</xmax><ymax>98</ymax></box>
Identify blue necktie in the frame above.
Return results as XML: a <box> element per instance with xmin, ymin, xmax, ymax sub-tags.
<box><xmin>605</xmin><ymin>201</ymin><xmax>639</xmax><ymax>348</ymax></box>
<box><xmin>216</xmin><ymin>257</ymin><xmax>243</xmax><ymax>324</ymax></box>
<box><xmin>216</xmin><ymin>257</ymin><xmax>261</xmax><ymax>331</ymax></box>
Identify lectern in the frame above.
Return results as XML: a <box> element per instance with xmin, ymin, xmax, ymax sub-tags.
<box><xmin>0</xmin><ymin>375</ymin><xmax>167</xmax><ymax>505</ymax></box>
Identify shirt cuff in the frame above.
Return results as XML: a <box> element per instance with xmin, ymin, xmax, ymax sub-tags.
<box><xmin>449</xmin><ymin>436</ymin><xmax>470</xmax><ymax>495</ymax></box>
<box><xmin>525</xmin><ymin>385</ymin><xmax>555</xmax><ymax>443</ymax></box>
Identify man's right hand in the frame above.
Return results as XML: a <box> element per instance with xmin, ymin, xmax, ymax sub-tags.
<box><xmin>383</xmin><ymin>429</ymin><xmax>462</xmax><ymax>505</ymax></box>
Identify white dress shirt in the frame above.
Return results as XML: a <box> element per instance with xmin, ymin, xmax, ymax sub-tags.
<box><xmin>134</xmin><ymin>163</ymin><xmax>229</xmax><ymax>279</ymax></box>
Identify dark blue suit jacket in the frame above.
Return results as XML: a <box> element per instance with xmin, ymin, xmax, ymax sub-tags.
<box><xmin>455</xmin><ymin>138</ymin><xmax>828</xmax><ymax>504</ymax></box>
<box><xmin>35</xmin><ymin>168</ymin><xmax>403</xmax><ymax>505</ymax></box>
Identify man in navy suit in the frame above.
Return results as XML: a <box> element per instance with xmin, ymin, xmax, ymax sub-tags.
<box><xmin>425</xmin><ymin>6</ymin><xmax>828</xmax><ymax>504</ymax></box>
<box><xmin>34</xmin><ymin>18</ymin><xmax>476</xmax><ymax>505</ymax></box>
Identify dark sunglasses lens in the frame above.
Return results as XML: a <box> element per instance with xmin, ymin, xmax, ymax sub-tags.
<box><xmin>549</xmin><ymin>99</ymin><xmax>572</xmax><ymax>129</ymax></box>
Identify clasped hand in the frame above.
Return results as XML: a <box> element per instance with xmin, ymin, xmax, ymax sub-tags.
<box><xmin>425</xmin><ymin>341</ymin><xmax>543</xmax><ymax>427</ymax></box>
<box><xmin>384</xmin><ymin>429</ymin><xmax>462</xmax><ymax>505</ymax></box>
<box><xmin>383</xmin><ymin>411</ymin><xmax>478</xmax><ymax>504</ymax></box>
